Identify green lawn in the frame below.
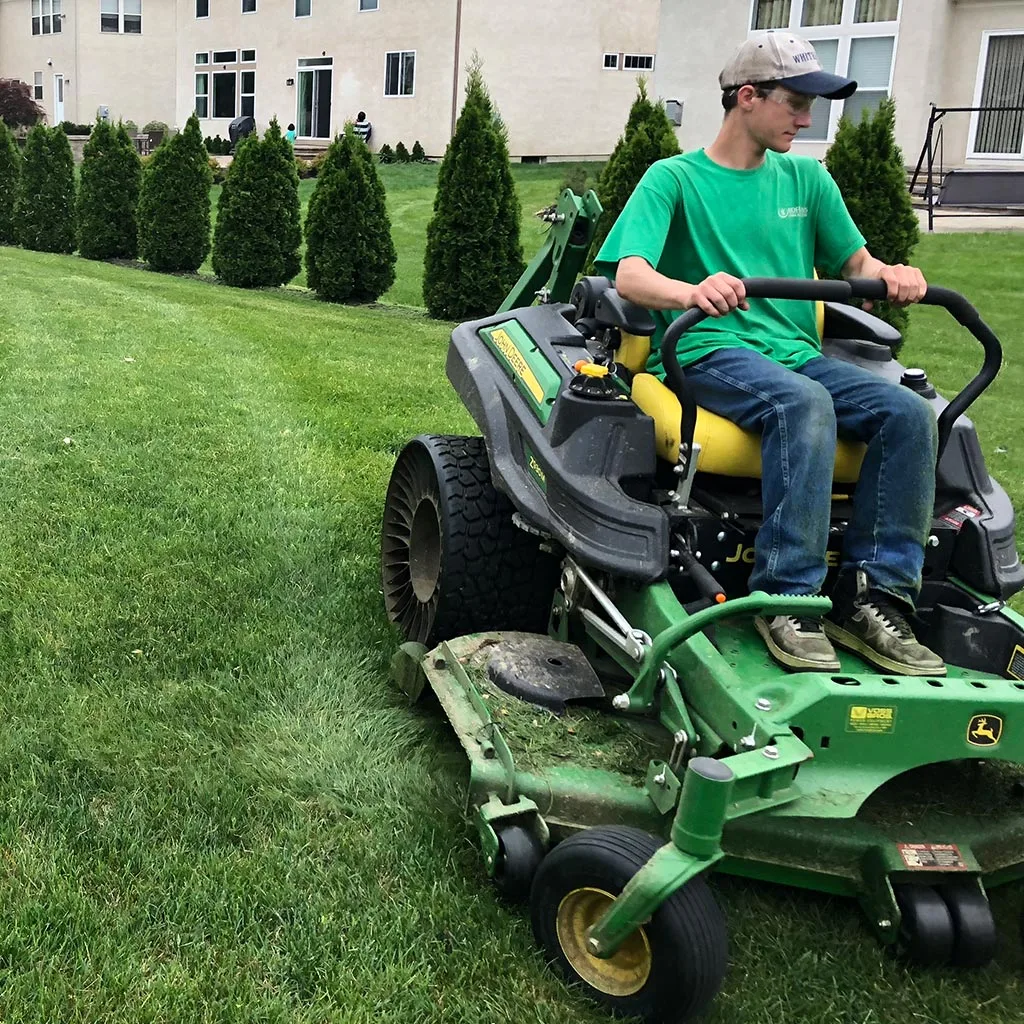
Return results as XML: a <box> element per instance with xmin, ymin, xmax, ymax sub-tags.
<box><xmin>205</xmin><ymin>161</ymin><xmax>604</xmax><ymax>305</ymax></box>
<box><xmin>0</xmin><ymin>193</ymin><xmax>1023</xmax><ymax>1023</ymax></box>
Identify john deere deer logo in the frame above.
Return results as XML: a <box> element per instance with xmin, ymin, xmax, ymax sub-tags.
<box><xmin>967</xmin><ymin>714</ymin><xmax>1003</xmax><ymax>746</ymax></box>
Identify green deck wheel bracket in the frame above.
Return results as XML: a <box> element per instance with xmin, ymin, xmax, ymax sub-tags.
<box><xmin>475</xmin><ymin>794</ymin><xmax>549</xmax><ymax>877</ymax></box>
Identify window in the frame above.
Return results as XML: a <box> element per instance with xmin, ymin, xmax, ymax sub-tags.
<box><xmin>196</xmin><ymin>0</ymin><xmax>208</xmax><ymax>17</ymax></box>
<box><xmin>360</xmin><ymin>0</ymin><xmax>378</xmax><ymax>9</ymax></box>
<box><xmin>33</xmin><ymin>71</ymin><xmax>44</xmax><ymax>100</ymax></box>
<box><xmin>384</xmin><ymin>51</ymin><xmax>415</xmax><ymax>96</ymax></box>
<box><xmin>753</xmin><ymin>0</ymin><xmax>898</xmax><ymax>28</ymax></box>
<box><xmin>241</xmin><ymin>71</ymin><xmax>255</xmax><ymax>117</ymax></box>
<box><xmin>31</xmin><ymin>0</ymin><xmax>62</xmax><ymax>35</ymax></box>
<box><xmin>971</xmin><ymin>33</ymin><xmax>1024</xmax><ymax>156</ymax></box>
<box><xmin>603</xmin><ymin>53</ymin><xmax>619</xmax><ymax>70</ymax></box>
<box><xmin>242</xmin><ymin>0</ymin><xmax>256</xmax><ymax>11</ymax></box>
<box><xmin>213</xmin><ymin>50</ymin><xmax>238</xmax><ymax>64</ymax></box>
<box><xmin>623</xmin><ymin>54</ymin><xmax>655</xmax><ymax>71</ymax></box>
<box><xmin>102</xmin><ymin>0</ymin><xmax>141</xmax><ymax>33</ymax></box>
<box><xmin>195</xmin><ymin>51</ymin><xmax>210</xmax><ymax>64</ymax></box>
<box><xmin>241</xmin><ymin>49</ymin><xmax>256</xmax><ymax>62</ymax></box>
<box><xmin>213</xmin><ymin>72</ymin><xmax>236</xmax><ymax>118</ymax></box>
<box><xmin>295</xmin><ymin>0</ymin><xmax>310</xmax><ymax>16</ymax></box>
<box><xmin>748</xmin><ymin>1</ymin><xmax>899</xmax><ymax>142</ymax></box>
<box><xmin>195</xmin><ymin>72</ymin><xmax>209</xmax><ymax>118</ymax></box>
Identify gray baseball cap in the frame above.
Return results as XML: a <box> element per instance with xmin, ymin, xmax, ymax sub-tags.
<box><xmin>720</xmin><ymin>32</ymin><xmax>857</xmax><ymax>100</ymax></box>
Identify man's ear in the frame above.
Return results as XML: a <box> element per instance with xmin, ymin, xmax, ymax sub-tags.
<box><xmin>736</xmin><ymin>84</ymin><xmax>760</xmax><ymax>110</ymax></box>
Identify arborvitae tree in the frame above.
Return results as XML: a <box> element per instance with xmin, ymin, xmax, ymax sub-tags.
<box><xmin>137</xmin><ymin>113</ymin><xmax>212</xmax><ymax>273</ymax></box>
<box><xmin>0</xmin><ymin>118</ymin><xmax>20</xmax><ymax>244</ymax></box>
<box><xmin>825</xmin><ymin>96</ymin><xmax>919</xmax><ymax>339</ymax></box>
<box><xmin>423</xmin><ymin>62</ymin><xmax>524</xmax><ymax>320</ymax></box>
<box><xmin>77</xmin><ymin>120</ymin><xmax>143</xmax><ymax>260</ymax></box>
<box><xmin>411</xmin><ymin>140</ymin><xmax>426</xmax><ymax>162</ymax></box>
<box><xmin>394</xmin><ymin>141</ymin><xmax>411</xmax><ymax>163</ymax></box>
<box><xmin>378</xmin><ymin>143</ymin><xmax>394</xmax><ymax>164</ymax></box>
<box><xmin>588</xmin><ymin>79</ymin><xmax>680</xmax><ymax>270</ymax></box>
<box><xmin>304</xmin><ymin>126</ymin><xmax>396</xmax><ymax>303</ymax></box>
<box><xmin>16</xmin><ymin>124</ymin><xmax>75</xmax><ymax>253</ymax></box>
<box><xmin>212</xmin><ymin>118</ymin><xmax>301</xmax><ymax>287</ymax></box>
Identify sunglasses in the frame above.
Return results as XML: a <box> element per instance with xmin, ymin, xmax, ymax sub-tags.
<box><xmin>762</xmin><ymin>88</ymin><xmax>816</xmax><ymax>115</ymax></box>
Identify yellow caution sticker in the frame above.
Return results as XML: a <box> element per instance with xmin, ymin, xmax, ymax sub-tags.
<box><xmin>846</xmin><ymin>705</ymin><xmax>896</xmax><ymax>734</ymax></box>
<box><xmin>966</xmin><ymin>714</ymin><xmax>1002</xmax><ymax>746</ymax></box>
<box><xmin>1007</xmin><ymin>644</ymin><xmax>1024</xmax><ymax>680</ymax></box>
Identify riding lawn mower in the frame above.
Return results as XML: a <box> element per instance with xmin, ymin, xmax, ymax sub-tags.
<box><xmin>380</xmin><ymin>187</ymin><xmax>1024</xmax><ymax>1023</ymax></box>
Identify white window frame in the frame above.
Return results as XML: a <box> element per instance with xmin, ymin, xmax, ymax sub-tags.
<box><xmin>968</xmin><ymin>30</ymin><xmax>1024</xmax><ymax>161</ymax></box>
<box><xmin>242</xmin><ymin>0</ymin><xmax>257</xmax><ymax>13</ymax></box>
<box><xmin>295</xmin><ymin>0</ymin><xmax>311</xmax><ymax>17</ymax></box>
<box><xmin>31</xmin><ymin>0</ymin><xmax>62</xmax><ymax>35</ymax></box>
<box><xmin>623</xmin><ymin>54</ymin><xmax>655</xmax><ymax>71</ymax></box>
<box><xmin>384</xmin><ymin>50</ymin><xmax>415</xmax><ymax>97</ymax></box>
<box><xmin>240</xmin><ymin>70</ymin><xmax>256</xmax><ymax>118</ymax></box>
<box><xmin>195</xmin><ymin>0</ymin><xmax>209</xmax><ymax>18</ymax></box>
<box><xmin>603</xmin><ymin>53</ymin><xmax>619</xmax><ymax>70</ymax></box>
<box><xmin>213</xmin><ymin>49</ymin><xmax>239</xmax><ymax>64</ymax></box>
<box><xmin>195</xmin><ymin>72</ymin><xmax>209</xmax><ymax>118</ymax></box>
<box><xmin>195</xmin><ymin>51</ymin><xmax>210</xmax><ymax>64</ymax></box>
<box><xmin>101</xmin><ymin>0</ymin><xmax>141</xmax><ymax>34</ymax></box>
<box><xmin>747</xmin><ymin>0</ymin><xmax>900</xmax><ymax>144</ymax></box>
<box><xmin>212</xmin><ymin>70</ymin><xmax>237</xmax><ymax>119</ymax></box>
<box><xmin>34</xmin><ymin>71</ymin><xmax>44</xmax><ymax>100</ymax></box>
<box><xmin>359</xmin><ymin>0</ymin><xmax>379</xmax><ymax>10</ymax></box>
<box><xmin>241</xmin><ymin>49</ymin><xmax>257</xmax><ymax>63</ymax></box>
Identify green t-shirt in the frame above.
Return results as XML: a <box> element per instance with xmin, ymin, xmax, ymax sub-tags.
<box><xmin>594</xmin><ymin>148</ymin><xmax>866</xmax><ymax>372</ymax></box>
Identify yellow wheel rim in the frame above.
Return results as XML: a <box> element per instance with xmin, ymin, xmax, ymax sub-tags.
<box><xmin>555</xmin><ymin>887</ymin><xmax>652</xmax><ymax>997</ymax></box>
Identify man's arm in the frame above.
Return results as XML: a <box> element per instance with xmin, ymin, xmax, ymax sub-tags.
<box><xmin>615</xmin><ymin>256</ymin><xmax>750</xmax><ymax>318</ymax></box>
<box><xmin>841</xmin><ymin>246</ymin><xmax>927</xmax><ymax>307</ymax></box>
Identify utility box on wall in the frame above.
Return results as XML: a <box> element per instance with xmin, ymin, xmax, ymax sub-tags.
<box><xmin>97</xmin><ymin>105</ymin><xmax>110</xmax><ymax>122</ymax></box>
<box><xmin>664</xmin><ymin>99</ymin><xmax>683</xmax><ymax>127</ymax></box>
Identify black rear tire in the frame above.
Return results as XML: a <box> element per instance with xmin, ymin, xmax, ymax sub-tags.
<box><xmin>530</xmin><ymin>826</ymin><xmax>728</xmax><ymax>1024</ymax></box>
<box><xmin>381</xmin><ymin>435</ymin><xmax>559</xmax><ymax>646</ymax></box>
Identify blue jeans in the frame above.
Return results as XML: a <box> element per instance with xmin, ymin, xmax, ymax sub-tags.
<box><xmin>684</xmin><ymin>348</ymin><xmax>938</xmax><ymax>606</ymax></box>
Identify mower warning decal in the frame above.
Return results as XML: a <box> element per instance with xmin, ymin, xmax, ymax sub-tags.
<box><xmin>966</xmin><ymin>714</ymin><xmax>1003</xmax><ymax>746</ymax></box>
<box><xmin>938</xmin><ymin>503</ymin><xmax>983</xmax><ymax>531</ymax></box>
<box><xmin>897</xmin><ymin>843</ymin><xmax>969</xmax><ymax>871</ymax></box>
<box><xmin>846</xmin><ymin>705</ymin><xmax>896</xmax><ymax>734</ymax></box>
<box><xmin>1007</xmin><ymin>645</ymin><xmax>1024</xmax><ymax>680</ymax></box>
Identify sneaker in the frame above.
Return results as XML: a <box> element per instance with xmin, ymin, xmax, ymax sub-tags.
<box><xmin>754</xmin><ymin>614</ymin><xmax>841</xmax><ymax>672</ymax></box>
<box><xmin>825</xmin><ymin>570</ymin><xmax>945</xmax><ymax>677</ymax></box>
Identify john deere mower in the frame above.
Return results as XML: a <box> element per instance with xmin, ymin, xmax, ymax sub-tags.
<box><xmin>380</xmin><ymin>188</ymin><xmax>1024</xmax><ymax>1024</ymax></box>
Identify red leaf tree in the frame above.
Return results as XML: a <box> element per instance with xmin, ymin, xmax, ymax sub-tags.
<box><xmin>0</xmin><ymin>79</ymin><xmax>45</xmax><ymax>129</ymax></box>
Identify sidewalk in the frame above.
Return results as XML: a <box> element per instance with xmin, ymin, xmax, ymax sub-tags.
<box><xmin>916</xmin><ymin>208</ymin><xmax>1024</xmax><ymax>232</ymax></box>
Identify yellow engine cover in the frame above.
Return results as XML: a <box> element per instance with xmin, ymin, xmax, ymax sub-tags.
<box><xmin>631</xmin><ymin>372</ymin><xmax>866</xmax><ymax>484</ymax></box>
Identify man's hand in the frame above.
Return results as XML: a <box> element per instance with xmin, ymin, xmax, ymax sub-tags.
<box><xmin>877</xmin><ymin>263</ymin><xmax>927</xmax><ymax>306</ymax></box>
<box><xmin>685</xmin><ymin>273</ymin><xmax>750</xmax><ymax>317</ymax></box>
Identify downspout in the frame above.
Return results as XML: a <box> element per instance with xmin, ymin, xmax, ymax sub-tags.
<box><xmin>450</xmin><ymin>0</ymin><xmax>463</xmax><ymax>139</ymax></box>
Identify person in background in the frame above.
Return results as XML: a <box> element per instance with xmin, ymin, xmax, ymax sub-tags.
<box><xmin>353</xmin><ymin>111</ymin><xmax>372</xmax><ymax>144</ymax></box>
<box><xmin>285</xmin><ymin>123</ymin><xmax>297</xmax><ymax>144</ymax></box>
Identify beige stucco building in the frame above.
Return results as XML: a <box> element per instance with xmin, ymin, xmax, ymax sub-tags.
<box><xmin>0</xmin><ymin>0</ymin><xmax>1022</xmax><ymax>167</ymax></box>
<box><xmin>658</xmin><ymin>0</ymin><xmax>1024</xmax><ymax>170</ymax></box>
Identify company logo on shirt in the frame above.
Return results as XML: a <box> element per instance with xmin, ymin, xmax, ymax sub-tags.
<box><xmin>778</xmin><ymin>206</ymin><xmax>809</xmax><ymax>219</ymax></box>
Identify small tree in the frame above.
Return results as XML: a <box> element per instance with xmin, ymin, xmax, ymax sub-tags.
<box><xmin>377</xmin><ymin>143</ymin><xmax>394</xmax><ymax>164</ymax></box>
<box><xmin>394</xmin><ymin>141</ymin><xmax>411</xmax><ymax>163</ymax></box>
<box><xmin>16</xmin><ymin>124</ymin><xmax>76</xmax><ymax>253</ymax></box>
<box><xmin>0</xmin><ymin>79</ymin><xmax>44</xmax><ymax>129</ymax></box>
<box><xmin>137</xmin><ymin>113</ymin><xmax>212</xmax><ymax>273</ymax></box>
<box><xmin>77</xmin><ymin>119</ymin><xmax>143</xmax><ymax>260</ymax></box>
<box><xmin>0</xmin><ymin>118</ymin><xmax>20</xmax><ymax>244</ymax></box>
<box><xmin>411</xmin><ymin>140</ymin><xmax>426</xmax><ymax>162</ymax></box>
<box><xmin>588</xmin><ymin>79</ymin><xmax>680</xmax><ymax>270</ymax></box>
<box><xmin>304</xmin><ymin>126</ymin><xmax>396</xmax><ymax>303</ymax></box>
<box><xmin>423</xmin><ymin>61</ymin><xmax>524</xmax><ymax>320</ymax></box>
<box><xmin>825</xmin><ymin>96</ymin><xmax>919</xmax><ymax>339</ymax></box>
<box><xmin>212</xmin><ymin>118</ymin><xmax>301</xmax><ymax>288</ymax></box>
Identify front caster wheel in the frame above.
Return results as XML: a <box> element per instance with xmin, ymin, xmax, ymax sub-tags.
<box><xmin>492</xmin><ymin>825</ymin><xmax>544</xmax><ymax>905</ymax></box>
<box><xmin>894</xmin><ymin>885</ymin><xmax>954</xmax><ymax>966</ymax></box>
<box><xmin>940</xmin><ymin>884</ymin><xmax>996</xmax><ymax>967</ymax></box>
<box><xmin>529</xmin><ymin>827</ymin><xmax>728</xmax><ymax>1024</ymax></box>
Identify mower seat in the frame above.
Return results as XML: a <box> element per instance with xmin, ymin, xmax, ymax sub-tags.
<box><xmin>630</xmin><ymin>373</ymin><xmax>866</xmax><ymax>483</ymax></box>
<box><xmin>619</xmin><ymin>296</ymin><xmax>866</xmax><ymax>484</ymax></box>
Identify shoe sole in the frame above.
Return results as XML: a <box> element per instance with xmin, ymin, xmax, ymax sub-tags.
<box><xmin>754</xmin><ymin>617</ymin><xmax>840</xmax><ymax>672</ymax></box>
<box><xmin>823</xmin><ymin>621</ymin><xmax>947</xmax><ymax>677</ymax></box>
